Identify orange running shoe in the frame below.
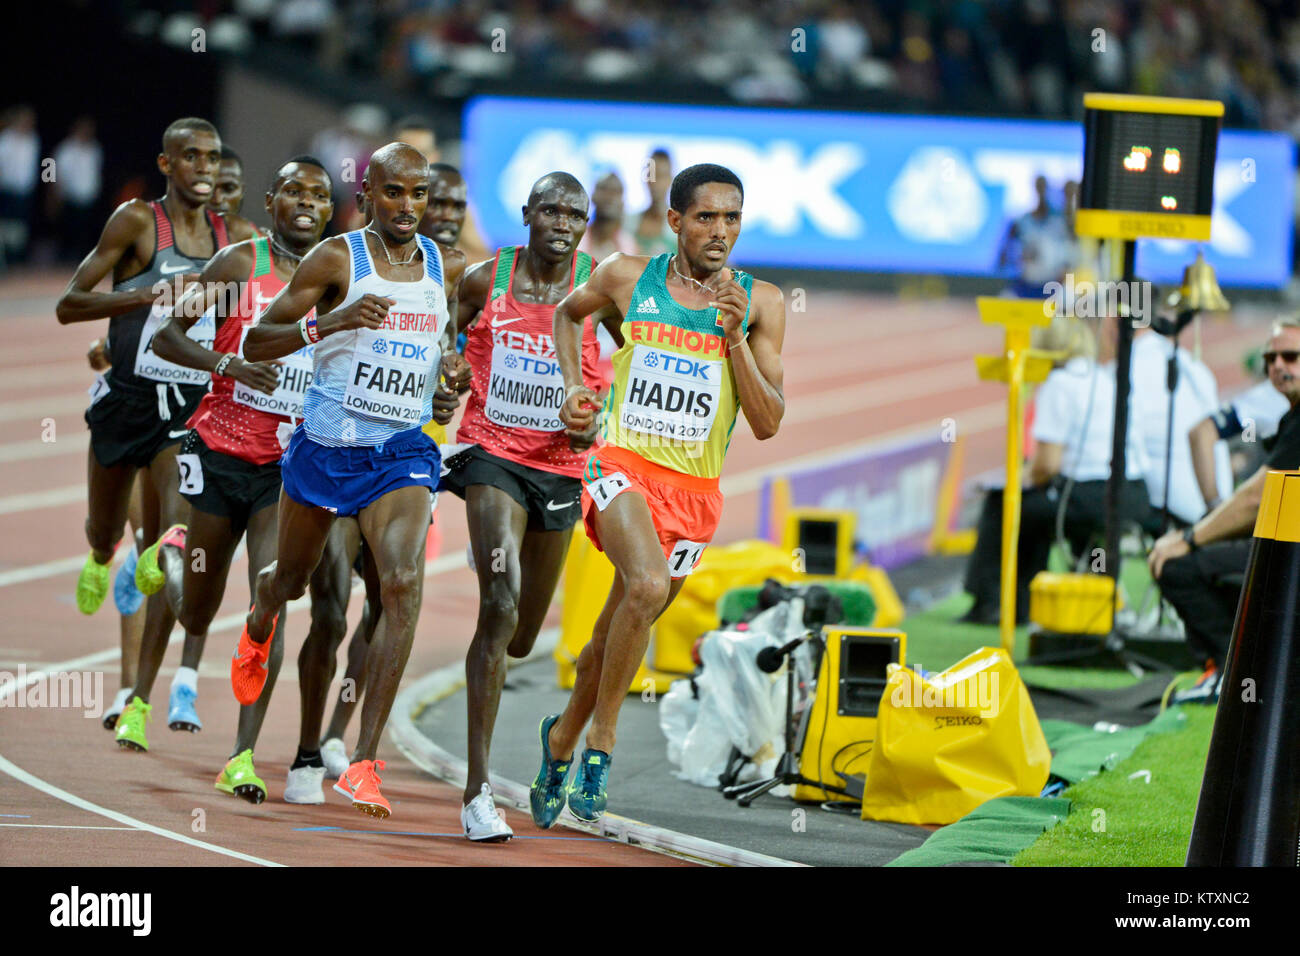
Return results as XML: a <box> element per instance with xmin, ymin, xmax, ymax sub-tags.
<box><xmin>230</xmin><ymin>608</ymin><xmax>278</xmax><ymax>706</ymax></box>
<box><xmin>333</xmin><ymin>759</ymin><xmax>391</xmax><ymax>818</ymax></box>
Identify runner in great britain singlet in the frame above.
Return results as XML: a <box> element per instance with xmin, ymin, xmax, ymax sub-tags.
<box><xmin>301</xmin><ymin>230</ymin><xmax>448</xmax><ymax>447</ymax></box>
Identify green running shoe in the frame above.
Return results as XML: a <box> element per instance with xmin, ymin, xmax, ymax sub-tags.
<box><xmin>76</xmin><ymin>550</ymin><xmax>111</xmax><ymax>615</ymax></box>
<box><xmin>114</xmin><ymin>696</ymin><xmax>151</xmax><ymax>752</ymax></box>
<box><xmin>529</xmin><ymin>715</ymin><xmax>573</xmax><ymax>829</ymax></box>
<box><xmin>135</xmin><ymin>524</ymin><xmax>186</xmax><ymax>596</ymax></box>
<box><xmin>215</xmin><ymin>750</ymin><xmax>266</xmax><ymax>804</ymax></box>
<box><xmin>567</xmin><ymin>748</ymin><xmax>611</xmax><ymax>823</ymax></box>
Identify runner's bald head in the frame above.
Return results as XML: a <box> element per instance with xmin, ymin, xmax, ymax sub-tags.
<box><xmin>364</xmin><ymin>142</ymin><xmax>429</xmax><ymax>188</ymax></box>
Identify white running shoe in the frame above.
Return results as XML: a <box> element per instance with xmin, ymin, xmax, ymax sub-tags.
<box><xmin>284</xmin><ymin>765</ymin><xmax>326</xmax><ymax>805</ymax></box>
<box><xmin>320</xmin><ymin>738</ymin><xmax>350</xmax><ymax>779</ymax></box>
<box><xmin>461</xmin><ymin>783</ymin><xmax>513</xmax><ymax>843</ymax></box>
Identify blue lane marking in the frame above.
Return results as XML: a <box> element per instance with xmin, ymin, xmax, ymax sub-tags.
<box><xmin>0</xmin><ymin>814</ymin><xmax>31</xmax><ymax>818</ymax></box>
<box><xmin>291</xmin><ymin>825</ymin><xmax>601</xmax><ymax>841</ymax></box>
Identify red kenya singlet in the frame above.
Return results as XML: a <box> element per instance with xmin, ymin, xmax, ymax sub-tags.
<box><xmin>189</xmin><ymin>236</ymin><xmax>316</xmax><ymax>465</ymax></box>
<box><xmin>455</xmin><ymin>246</ymin><xmax>601</xmax><ymax>478</ymax></box>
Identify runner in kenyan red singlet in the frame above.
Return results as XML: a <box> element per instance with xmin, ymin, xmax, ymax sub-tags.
<box><xmin>439</xmin><ymin>171</ymin><xmax>623</xmax><ymax>842</ymax></box>
<box><xmin>150</xmin><ymin>157</ymin><xmax>374</xmax><ymax>804</ymax></box>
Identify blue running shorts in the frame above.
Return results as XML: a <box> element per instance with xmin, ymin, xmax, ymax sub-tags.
<box><xmin>280</xmin><ymin>425</ymin><xmax>440</xmax><ymax>518</ymax></box>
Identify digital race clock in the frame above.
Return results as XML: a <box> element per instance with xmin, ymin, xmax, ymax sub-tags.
<box><xmin>1076</xmin><ymin>93</ymin><xmax>1223</xmax><ymax>241</ymax></box>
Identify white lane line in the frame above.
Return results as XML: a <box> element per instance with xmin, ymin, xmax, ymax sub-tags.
<box><xmin>0</xmin><ymin>532</ymin><xmax>467</xmax><ymax>591</ymax></box>
<box><xmin>720</xmin><ymin>403</ymin><xmax>1006</xmax><ymax>496</ymax></box>
<box><xmin>0</xmin><ymin>484</ymin><xmax>85</xmax><ymax>516</ymax></box>
<box><xmin>0</xmin><ymin>823</ymin><xmax>136</xmax><ymax>831</ymax></box>
<box><xmin>0</xmin><ymin>753</ymin><xmax>284</xmax><ymax>865</ymax></box>
<box><xmin>0</xmin><ymin>548</ymin><xmax>472</xmax><ymax>866</ymax></box>
<box><xmin>0</xmin><ymin>651</ymin><xmax>283</xmax><ymax>866</ymax></box>
<box><xmin>0</xmin><ymin>434</ymin><xmax>87</xmax><ymax>464</ymax></box>
<box><xmin>0</xmin><ymin>395</ymin><xmax>86</xmax><ymax>424</ymax></box>
<box><xmin>0</xmin><ymin>555</ymin><xmax>87</xmax><ymax>588</ymax></box>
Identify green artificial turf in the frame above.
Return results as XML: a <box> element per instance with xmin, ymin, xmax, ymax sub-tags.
<box><xmin>902</xmin><ymin>546</ymin><xmax>1159</xmax><ymax>690</ymax></box>
<box><xmin>1011</xmin><ymin>706</ymin><xmax>1216</xmax><ymax>866</ymax></box>
<box><xmin>904</xmin><ymin>590</ymin><xmax>1143</xmax><ymax>690</ymax></box>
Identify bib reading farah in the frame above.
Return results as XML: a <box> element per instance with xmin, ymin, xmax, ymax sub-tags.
<box><xmin>304</xmin><ymin>230</ymin><xmax>448</xmax><ymax>447</ymax></box>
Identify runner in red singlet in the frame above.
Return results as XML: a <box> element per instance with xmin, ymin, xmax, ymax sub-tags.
<box><xmin>150</xmin><ymin>157</ymin><xmax>365</xmax><ymax>803</ymax></box>
<box><xmin>440</xmin><ymin>171</ymin><xmax>621</xmax><ymax>841</ymax></box>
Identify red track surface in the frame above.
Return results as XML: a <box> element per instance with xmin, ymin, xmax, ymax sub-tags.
<box><xmin>0</xmin><ymin>272</ymin><xmax>1269</xmax><ymax>867</ymax></box>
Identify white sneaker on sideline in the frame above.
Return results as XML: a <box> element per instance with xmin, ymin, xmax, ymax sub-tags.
<box><xmin>461</xmin><ymin>783</ymin><xmax>513</xmax><ymax>843</ymax></box>
<box><xmin>284</xmin><ymin>765</ymin><xmax>326</xmax><ymax>805</ymax></box>
<box><xmin>320</xmin><ymin>738</ymin><xmax>350</xmax><ymax>779</ymax></box>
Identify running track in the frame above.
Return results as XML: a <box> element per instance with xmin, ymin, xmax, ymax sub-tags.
<box><xmin>0</xmin><ymin>272</ymin><xmax>1268</xmax><ymax>866</ymax></box>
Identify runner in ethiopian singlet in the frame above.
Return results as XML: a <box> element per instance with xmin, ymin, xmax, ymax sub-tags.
<box><xmin>601</xmin><ymin>252</ymin><xmax>752</xmax><ymax>479</ymax></box>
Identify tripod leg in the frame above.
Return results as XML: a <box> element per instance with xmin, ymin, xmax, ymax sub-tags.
<box><xmin>737</xmin><ymin>775</ymin><xmax>783</xmax><ymax>808</ymax></box>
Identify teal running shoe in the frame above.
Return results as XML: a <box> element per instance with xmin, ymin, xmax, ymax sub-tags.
<box><xmin>567</xmin><ymin>748</ymin><xmax>611</xmax><ymax>823</ymax></box>
<box><xmin>529</xmin><ymin>715</ymin><xmax>573</xmax><ymax>829</ymax></box>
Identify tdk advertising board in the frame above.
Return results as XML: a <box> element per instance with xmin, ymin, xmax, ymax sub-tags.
<box><xmin>464</xmin><ymin>97</ymin><xmax>1294</xmax><ymax>288</ymax></box>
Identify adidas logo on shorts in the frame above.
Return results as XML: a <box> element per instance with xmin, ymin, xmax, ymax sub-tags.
<box><xmin>635</xmin><ymin>297</ymin><xmax>660</xmax><ymax>314</ymax></box>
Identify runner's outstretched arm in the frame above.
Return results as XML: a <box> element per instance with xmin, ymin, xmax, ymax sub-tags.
<box><xmin>243</xmin><ymin>237</ymin><xmax>384</xmax><ymax>361</ymax></box>
<box><xmin>56</xmin><ymin>201</ymin><xmax>169</xmax><ymax>323</ymax></box>
<box><xmin>715</xmin><ymin>278</ymin><xmax>785</xmax><ymax>440</ymax></box>
<box><xmin>150</xmin><ymin>244</ymin><xmax>281</xmax><ymax>394</ymax></box>
<box><xmin>554</xmin><ymin>255</ymin><xmax>636</xmax><ymax>436</ymax></box>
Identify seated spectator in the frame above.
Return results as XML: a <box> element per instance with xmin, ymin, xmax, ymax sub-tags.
<box><xmin>1149</xmin><ymin>320</ymin><xmax>1300</xmax><ymax>703</ymax></box>
<box><xmin>960</xmin><ymin>315</ymin><xmax>1154</xmax><ymax>624</ymax></box>
<box><xmin>1131</xmin><ymin>323</ymin><xmax>1233</xmax><ymax>528</ymax></box>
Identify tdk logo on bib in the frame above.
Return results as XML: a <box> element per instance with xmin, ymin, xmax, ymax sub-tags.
<box><xmin>504</xmin><ymin>354</ymin><xmax>559</xmax><ymax>375</ymax></box>
<box><xmin>373</xmin><ymin>339</ymin><xmax>429</xmax><ymax>362</ymax></box>
<box><xmin>642</xmin><ymin>350</ymin><xmax>712</xmax><ymax>380</ymax></box>
<box><xmin>622</xmin><ymin>344</ymin><xmax>723</xmax><ymax>441</ymax></box>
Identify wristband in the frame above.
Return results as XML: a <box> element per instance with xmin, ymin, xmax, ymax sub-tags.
<box><xmin>304</xmin><ymin>313</ymin><xmax>320</xmax><ymax>343</ymax></box>
<box><xmin>214</xmin><ymin>353</ymin><xmax>236</xmax><ymax>377</ymax></box>
<box><xmin>1183</xmin><ymin>525</ymin><xmax>1200</xmax><ymax>551</ymax></box>
<box><xmin>298</xmin><ymin>317</ymin><xmax>312</xmax><ymax>346</ymax></box>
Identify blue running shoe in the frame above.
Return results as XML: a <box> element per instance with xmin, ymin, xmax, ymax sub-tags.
<box><xmin>529</xmin><ymin>715</ymin><xmax>573</xmax><ymax>829</ymax></box>
<box><xmin>114</xmin><ymin>548</ymin><xmax>144</xmax><ymax>616</ymax></box>
<box><xmin>567</xmin><ymin>748</ymin><xmax>611</xmax><ymax>823</ymax></box>
<box><xmin>167</xmin><ymin>684</ymin><xmax>202</xmax><ymax>732</ymax></box>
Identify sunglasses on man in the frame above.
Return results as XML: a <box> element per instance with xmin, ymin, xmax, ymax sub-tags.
<box><xmin>1263</xmin><ymin>350</ymin><xmax>1300</xmax><ymax>366</ymax></box>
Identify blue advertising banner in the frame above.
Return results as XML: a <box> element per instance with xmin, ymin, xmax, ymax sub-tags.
<box><xmin>464</xmin><ymin>97</ymin><xmax>1294</xmax><ymax>287</ymax></box>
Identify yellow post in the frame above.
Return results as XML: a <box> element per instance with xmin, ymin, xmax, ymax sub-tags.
<box><xmin>974</xmin><ymin>297</ymin><xmax>1056</xmax><ymax>653</ymax></box>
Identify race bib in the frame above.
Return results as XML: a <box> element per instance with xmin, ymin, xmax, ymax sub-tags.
<box><xmin>484</xmin><ymin>346</ymin><xmax>565</xmax><ymax>431</ymax></box>
<box><xmin>343</xmin><ymin>328</ymin><xmax>438</xmax><ymax>426</ymax></box>
<box><xmin>133</xmin><ymin>303</ymin><xmax>214</xmax><ymax>386</ymax></box>
<box><xmin>176</xmin><ymin>452</ymin><xmax>203</xmax><ymax>495</ymax></box>
<box><xmin>667</xmin><ymin>539</ymin><xmax>707</xmax><ymax>578</ymax></box>
<box><xmin>232</xmin><ymin>324</ymin><xmax>315</xmax><ymax>419</ymax></box>
<box><xmin>619</xmin><ymin>344</ymin><xmax>721</xmax><ymax>442</ymax></box>
<box><xmin>87</xmin><ymin>374</ymin><xmax>110</xmax><ymax>407</ymax></box>
<box><xmin>586</xmin><ymin>471</ymin><xmax>631</xmax><ymax>512</ymax></box>
<box><xmin>275</xmin><ymin>421</ymin><xmax>295</xmax><ymax>450</ymax></box>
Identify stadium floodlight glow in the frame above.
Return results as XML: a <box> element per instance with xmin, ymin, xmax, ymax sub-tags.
<box><xmin>1076</xmin><ymin>93</ymin><xmax>1223</xmax><ymax>241</ymax></box>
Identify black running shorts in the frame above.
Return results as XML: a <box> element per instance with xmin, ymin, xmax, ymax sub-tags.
<box><xmin>177</xmin><ymin>430</ymin><xmax>281</xmax><ymax>536</ymax></box>
<box><xmin>85</xmin><ymin>380</ymin><xmax>205</xmax><ymax>470</ymax></box>
<box><xmin>440</xmin><ymin>444</ymin><xmax>582</xmax><ymax>532</ymax></box>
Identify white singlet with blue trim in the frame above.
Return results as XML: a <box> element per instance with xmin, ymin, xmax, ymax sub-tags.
<box><xmin>303</xmin><ymin>230</ymin><xmax>448</xmax><ymax>447</ymax></box>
